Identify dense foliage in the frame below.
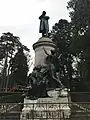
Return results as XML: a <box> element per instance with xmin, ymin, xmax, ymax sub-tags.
<box><xmin>0</xmin><ymin>32</ymin><xmax>30</xmax><ymax>91</ymax></box>
<box><xmin>50</xmin><ymin>19</ymin><xmax>74</xmax><ymax>90</ymax></box>
<box><xmin>49</xmin><ymin>0</ymin><xmax>90</xmax><ymax>92</ymax></box>
<box><xmin>67</xmin><ymin>0</ymin><xmax>90</xmax><ymax>92</ymax></box>
<box><xmin>10</xmin><ymin>48</ymin><xmax>29</xmax><ymax>87</ymax></box>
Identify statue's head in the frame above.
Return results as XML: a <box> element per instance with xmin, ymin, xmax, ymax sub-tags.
<box><xmin>42</xmin><ymin>11</ymin><xmax>46</xmax><ymax>16</ymax></box>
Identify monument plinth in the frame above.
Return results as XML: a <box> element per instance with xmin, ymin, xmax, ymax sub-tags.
<box><xmin>33</xmin><ymin>37</ymin><xmax>56</xmax><ymax>67</ymax></box>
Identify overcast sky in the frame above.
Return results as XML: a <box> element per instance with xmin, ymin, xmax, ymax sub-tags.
<box><xmin>0</xmin><ymin>0</ymin><xmax>70</xmax><ymax>70</ymax></box>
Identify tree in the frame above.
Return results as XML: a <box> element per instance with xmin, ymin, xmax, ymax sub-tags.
<box><xmin>67</xmin><ymin>0</ymin><xmax>90</xmax><ymax>91</ymax></box>
<box><xmin>67</xmin><ymin>0</ymin><xmax>90</xmax><ymax>35</ymax></box>
<box><xmin>9</xmin><ymin>48</ymin><xmax>29</xmax><ymax>87</ymax></box>
<box><xmin>0</xmin><ymin>32</ymin><xmax>29</xmax><ymax>91</ymax></box>
<box><xmin>50</xmin><ymin>19</ymin><xmax>74</xmax><ymax>90</ymax></box>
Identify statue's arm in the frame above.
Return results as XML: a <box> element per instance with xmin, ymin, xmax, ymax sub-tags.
<box><xmin>58</xmin><ymin>54</ymin><xmax>62</xmax><ymax>59</ymax></box>
<box><xmin>52</xmin><ymin>75</ymin><xmax>63</xmax><ymax>86</ymax></box>
<box><xmin>43</xmin><ymin>47</ymin><xmax>50</xmax><ymax>56</ymax></box>
<box><xmin>39</xmin><ymin>15</ymin><xmax>43</xmax><ymax>19</ymax></box>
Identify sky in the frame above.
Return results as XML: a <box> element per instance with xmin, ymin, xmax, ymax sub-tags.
<box><xmin>0</xmin><ymin>0</ymin><xmax>70</xmax><ymax>70</ymax></box>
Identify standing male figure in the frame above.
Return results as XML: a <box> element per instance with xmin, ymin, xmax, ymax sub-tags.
<box><xmin>39</xmin><ymin>11</ymin><xmax>50</xmax><ymax>37</ymax></box>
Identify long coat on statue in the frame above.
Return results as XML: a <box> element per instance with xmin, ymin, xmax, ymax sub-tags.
<box><xmin>39</xmin><ymin>15</ymin><xmax>49</xmax><ymax>34</ymax></box>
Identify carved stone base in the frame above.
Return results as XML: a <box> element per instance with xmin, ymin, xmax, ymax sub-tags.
<box><xmin>20</xmin><ymin>88</ymin><xmax>70</xmax><ymax>120</ymax></box>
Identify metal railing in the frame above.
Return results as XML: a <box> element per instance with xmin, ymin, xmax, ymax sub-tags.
<box><xmin>21</xmin><ymin>102</ymin><xmax>70</xmax><ymax>120</ymax></box>
<box><xmin>0</xmin><ymin>102</ymin><xmax>90</xmax><ymax>120</ymax></box>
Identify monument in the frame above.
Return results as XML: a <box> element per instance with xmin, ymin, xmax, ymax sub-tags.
<box><xmin>20</xmin><ymin>11</ymin><xmax>70</xmax><ymax>120</ymax></box>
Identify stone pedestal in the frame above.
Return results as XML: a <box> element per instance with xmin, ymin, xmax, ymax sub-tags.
<box><xmin>20</xmin><ymin>88</ymin><xmax>70</xmax><ymax>120</ymax></box>
<box><xmin>33</xmin><ymin>37</ymin><xmax>56</xmax><ymax>67</ymax></box>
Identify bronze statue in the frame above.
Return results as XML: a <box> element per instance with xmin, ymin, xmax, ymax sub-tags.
<box><xmin>27</xmin><ymin>65</ymin><xmax>48</xmax><ymax>98</ymax></box>
<box><xmin>27</xmin><ymin>48</ymin><xmax>64</xmax><ymax>98</ymax></box>
<box><xmin>39</xmin><ymin>11</ymin><xmax>50</xmax><ymax>37</ymax></box>
<box><xmin>43</xmin><ymin>47</ymin><xmax>64</xmax><ymax>88</ymax></box>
